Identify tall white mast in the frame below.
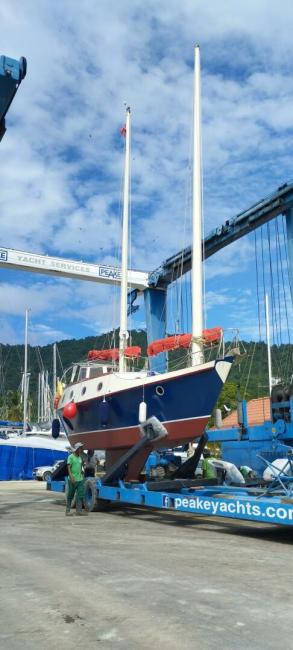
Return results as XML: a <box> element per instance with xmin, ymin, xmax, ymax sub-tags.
<box><xmin>191</xmin><ymin>45</ymin><xmax>204</xmax><ymax>366</ymax></box>
<box><xmin>119</xmin><ymin>107</ymin><xmax>131</xmax><ymax>373</ymax></box>
<box><xmin>37</xmin><ymin>373</ymin><xmax>41</xmax><ymax>422</ymax></box>
<box><xmin>23</xmin><ymin>308</ymin><xmax>29</xmax><ymax>435</ymax></box>
<box><xmin>265</xmin><ymin>293</ymin><xmax>273</xmax><ymax>394</ymax></box>
<box><xmin>41</xmin><ymin>371</ymin><xmax>44</xmax><ymax>421</ymax></box>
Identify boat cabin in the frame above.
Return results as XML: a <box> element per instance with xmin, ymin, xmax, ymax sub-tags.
<box><xmin>68</xmin><ymin>361</ymin><xmax>115</xmax><ymax>384</ymax></box>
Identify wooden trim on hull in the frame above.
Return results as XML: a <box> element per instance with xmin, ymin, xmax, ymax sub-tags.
<box><xmin>67</xmin><ymin>415</ymin><xmax>210</xmax><ymax>451</ymax></box>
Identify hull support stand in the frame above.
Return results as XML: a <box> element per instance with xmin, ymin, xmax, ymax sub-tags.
<box><xmin>103</xmin><ymin>417</ymin><xmax>168</xmax><ymax>483</ymax></box>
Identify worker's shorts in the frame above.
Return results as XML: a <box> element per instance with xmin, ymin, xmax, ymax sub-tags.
<box><xmin>67</xmin><ymin>479</ymin><xmax>84</xmax><ymax>504</ymax></box>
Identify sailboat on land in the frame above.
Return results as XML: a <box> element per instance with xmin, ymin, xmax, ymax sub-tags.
<box><xmin>57</xmin><ymin>47</ymin><xmax>234</xmax><ymax>475</ymax></box>
<box><xmin>0</xmin><ymin>310</ymin><xmax>69</xmax><ymax>480</ymax></box>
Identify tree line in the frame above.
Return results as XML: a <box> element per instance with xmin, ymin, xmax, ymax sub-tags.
<box><xmin>0</xmin><ymin>330</ymin><xmax>291</xmax><ymax>421</ymax></box>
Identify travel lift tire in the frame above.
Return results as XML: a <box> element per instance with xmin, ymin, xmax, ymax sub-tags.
<box><xmin>83</xmin><ymin>478</ymin><xmax>110</xmax><ymax>512</ymax></box>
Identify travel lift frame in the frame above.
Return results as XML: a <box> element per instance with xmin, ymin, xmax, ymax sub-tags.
<box><xmin>1</xmin><ymin>54</ymin><xmax>293</xmax><ymax>371</ymax></box>
<box><xmin>207</xmin><ymin>393</ymin><xmax>293</xmax><ymax>476</ymax></box>
<box><xmin>47</xmin><ymin>424</ymin><xmax>293</xmax><ymax>528</ymax></box>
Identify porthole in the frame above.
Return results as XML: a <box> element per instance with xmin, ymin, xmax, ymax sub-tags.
<box><xmin>97</xmin><ymin>382</ymin><xmax>103</xmax><ymax>392</ymax></box>
<box><xmin>81</xmin><ymin>386</ymin><xmax>87</xmax><ymax>395</ymax></box>
<box><xmin>156</xmin><ymin>385</ymin><xmax>164</xmax><ymax>397</ymax></box>
<box><xmin>69</xmin><ymin>390</ymin><xmax>74</xmax><ymax>399</ymax></box>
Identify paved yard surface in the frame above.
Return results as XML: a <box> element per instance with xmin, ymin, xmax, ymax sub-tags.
<box><xmin>0</xmin><ymin>481</ymin><xmax>292</xmax><ymax>649</ymax></box>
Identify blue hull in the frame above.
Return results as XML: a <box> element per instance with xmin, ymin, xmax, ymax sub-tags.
<box><xmin>61</xmin><ymin>360</ymin><xmax>231</xmax><ymax>451</ymax></box>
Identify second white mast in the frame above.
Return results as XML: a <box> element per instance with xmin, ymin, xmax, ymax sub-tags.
<box><xmin>119</xmin><ymin>107</ymin><xmax>131</xmax><ymax>373</ymax></box>
<box><xmin>191</xmin><ymin>45</ymin><xmax>204</xmax><ymax>366</ymax></box>
<box><xmin>23</xmin><ymin>308</ymin><xmax>29</xmax><ymax>435</ymax></box>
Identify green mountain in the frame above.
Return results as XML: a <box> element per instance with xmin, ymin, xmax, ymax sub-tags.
<box><xmin>0</xmin><ymin>330</ymin><xmax>292</xmax><ymax>421</ymax></box>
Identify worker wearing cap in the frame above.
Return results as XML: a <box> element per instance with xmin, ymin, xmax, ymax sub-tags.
<box><xmin>66</xmin><ymin>442</ymin><xmax>88</xmax><ymax>516</ymax></box>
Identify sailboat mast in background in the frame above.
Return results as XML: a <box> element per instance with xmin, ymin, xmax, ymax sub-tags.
<box><xmin>23</xmin><ymin>308</ymin><xmax>29</xmax><ymax>435</ymax></box>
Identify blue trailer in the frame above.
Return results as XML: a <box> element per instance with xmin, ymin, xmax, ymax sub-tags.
<box><xmin>47</xmin><ymin>474</ymin><xmax>293</xmax><ymax>527</ymax></box>
<box><xmin>47</xmin><ymin>422</ymin><xmax>293</xmax><ymax>528</ymax></box>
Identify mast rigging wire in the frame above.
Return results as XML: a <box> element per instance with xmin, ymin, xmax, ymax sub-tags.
<box><xmin>277</xmin><ymin>216</ymin><xmax>291</xmax><ymax>344</ymax></box>
<box><xmin>275</xmin><ymin>217</ymin><xmax>291</xmax><ymax>381</ymax></box>
<box><xmin>253</xmin><ymin>230</ymin><xmax>266</xmax><ymax>407</ymax></box>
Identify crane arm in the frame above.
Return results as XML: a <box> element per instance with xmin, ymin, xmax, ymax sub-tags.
<box><xmin>0</xmin><ymin>55</ymin><xmax>27</xmax><ymax>142</ymax></box>
<box><xmin>0</xmin><ymin>246</ymin><xmax>149</xmax><ymax>290</ymax></box>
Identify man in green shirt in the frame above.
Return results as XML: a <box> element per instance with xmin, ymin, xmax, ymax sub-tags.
<box><xmin>202</xmin><ymin>448</ymin><xmax>217</xmax><ymax>480</ymax></box>
<box><xmin>239</xmin><ymin>465</ymin><xmax>257</xmax><ymax>481</ymax></box>
<box><xmin>66</xmin><ymin>442</ymin><xmax>88</xmax><ymax>516</ymax></box>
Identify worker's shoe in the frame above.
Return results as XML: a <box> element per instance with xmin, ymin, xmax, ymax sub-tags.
<box><xmin>76</xmin><ymin>510</ymin><xmax>88</xmax><ymax>516</ymax></box>
<box><xmin>65</xmin><ymin>509</ymin><xmax>72</xmax><ymax>516</ymax></box>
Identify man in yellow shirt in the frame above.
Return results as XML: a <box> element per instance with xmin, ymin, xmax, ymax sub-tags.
<box><xmin>66</xmin><ymin>442</ymin><xmax>88</xmax><ymax>516</ymax></box>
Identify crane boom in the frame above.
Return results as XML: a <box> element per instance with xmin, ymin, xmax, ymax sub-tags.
<box><xmin>0</xmin><ymin>55</ymin><xmax>27</xmax><ymax>141</ymax></box>
<box><xmin>149</xmin><ymin>182</ymin><xmax>293</xmax><ymax>287</ymax></box>
<box><xmin>0</xmin><ymin>246</ymin><xmax>148</xmax><ymax>290</ymax></box>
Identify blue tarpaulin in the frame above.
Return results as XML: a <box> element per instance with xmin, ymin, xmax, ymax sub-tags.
<box><xmin>0</xmin><ymin>444</ymin><xmax>67</xmax><ymax>480</ymax></box>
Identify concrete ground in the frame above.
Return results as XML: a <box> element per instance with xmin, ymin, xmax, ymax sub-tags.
<box><xmin>0</xmin><ymin>482</ymin><xmax>292</xmax><ymax>650</ymax></box>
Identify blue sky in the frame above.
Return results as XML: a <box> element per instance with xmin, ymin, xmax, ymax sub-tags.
<box><xmin>0</xmin><ymin>0</ymin><xmax>292</xmax><ymax>347</ymax></box>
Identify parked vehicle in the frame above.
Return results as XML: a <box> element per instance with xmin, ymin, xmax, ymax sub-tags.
<box><xmin>32</xmin><ymin>460</ymin><xmax>64</xmax><ymax>482</ymax></box>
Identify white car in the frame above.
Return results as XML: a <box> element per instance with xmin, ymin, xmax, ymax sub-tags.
<box><xmin>32</xmin><ymin>459</ymin><xmax>65</xmax><ymax>482</ymax></box>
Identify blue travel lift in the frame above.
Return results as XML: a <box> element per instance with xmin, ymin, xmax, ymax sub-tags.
<box><xmin>47</xmin><ymin>418</ymin><xmax>293</xmax><ymax>528</ymax></box>
<box><xmin>0</xmin><ymin>54</ymin><xmax>27</xmax><ymax>141</ymax></box>
<box><xmin>208</xmin><ymin>386</ymin><xmax>293</xmax><ymax>475</ymax></box>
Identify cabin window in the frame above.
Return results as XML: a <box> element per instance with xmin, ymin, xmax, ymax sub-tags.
<box><xmin>70</xmin><ymin>365</ymin><xmax>78</xmax><ymax>383</ymax></box>
<box><xmin>78</xmin><ymin>367</ymin><xmax>87</xmax><ymax>381</ymax></box>
<box><xmin>89</xmin><ymin>367</ymin><xmax>104</xmax><ymax>379</ymax></box>
<box><xmin>69</xmin><ymin>390</ymin><xmax>74</xmax><ymax>400</ymax></box>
